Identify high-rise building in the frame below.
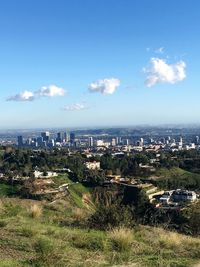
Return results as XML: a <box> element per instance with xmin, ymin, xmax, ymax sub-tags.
<box><xmin>17</xmin><ymin>136</ymin><xmax>23</xmax><ymax>147</ymax></box>
<box><xmin>166</xmin><ymin>136</ymin><xmax>171</xmax><ymax>142</ymax></box>
<box><xmin>140</xmin><ymin>138</ymin><xmax>144</xmax><ymax>146</ymax></box>
<box><xmin>118</xmin><ymin>137</ymin><xmax>122</xmax><ymax>144</ymax></box>
<box><xmin>41</xmin><ymin>132</ymin><xmax>50</xmax><ymax>142</ymax></box>
<box><xmin>70</xmin><ymin>132</ymin><xmax>75</xmax><ymax>145</ymax></box>
<box><xmin>161</xmin><ymin>137</ymin><xmax>166</xmax><ymax>144</ymax></box>
<box><xmin>37</xmin><ymin>137</ymin><xmax>43</xmax><ymax>146</ymax></box>
<box><xmin>115</xmin><ymin>137</ymin><xmax>119</xmax><ymax>145</ymax></box>
<box><xmin>179</xmin><ymin>136</ymin><xmax>183</xmax><ymax>146</ymax></box>
<box><xmin>64</xmin><ymin>132</ymin><xmax>69</xmax><ymax>142</ymax></box>
<box><xmin>123</xmin><ymin>139</ymin><xmax>129</xmax><ymax>146</ymax></box>
<box><xmin>88</xmin><ymin>137</ymin><xmax>93</xmax><ymax>147</ymax></box>
<box><xmin>149</xmin><ymin>138</ymin><xmax>154</xmax><ymax>144</ymax></box>
<box><xmin>26</xmin><ymin>138</ymin><xmax>32</xmax><ymax>146</ymax></box>
<box><xmin>195</xmin><ymin>136</ymin><xmax>199</xmax><ymax>145</ymax></box>
<box><xmin>111</xmin><ymin>138</ymin><xmax>116</xmax><ymax>146</ymax></box>
<box><xmin>48</xmin><ymin>139</ymin><xmax>55</xmax><ymax>148</ymax></box>
<box><xmin>56</xmin><ymin>132</ymin><xmax>62</xmax><ymax>143</ymax></box>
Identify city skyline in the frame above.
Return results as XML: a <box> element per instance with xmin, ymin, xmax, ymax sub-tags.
<box><xmin>0</xmin><ymin>0</ymin><xmax>200</xmax><ymax>128</ymax></box>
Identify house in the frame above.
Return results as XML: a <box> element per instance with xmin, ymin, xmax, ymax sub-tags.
<box><xmin>85</xmin><ymin>161</ymin><xmax>100</xmax><ymax>170</ymax></box>
<box><xmin>139</xmin><ymin>164</ymin><xmax>156</xmax><ymax>172</ymax></box>
<box><xmin>33</xmin><ymin>170</ymin><xmax>58</xmax><ymax>178</ymax></box>
<box><xmin>33</xmin><ymin>170</ymin><xmax>43</xmax><ymax>178</ymax></box>
<box><xmin>106</xmin><ymin>175</ymin><xmax>121</xmax><ymax>181</ymax></box>
<box><xmin>159</xmin><ymin>189</ymin><xmax>197</xmax><ymax>204</ymax></box>
<box><xmin>172</xmin><ymin>189</ymin><xmax>197</xmax><ymax>202</ymax></box>
<box><xmin>159</xmin><ymin>191</ymin><xmax>174</xmax><ymax>204</ymax></box>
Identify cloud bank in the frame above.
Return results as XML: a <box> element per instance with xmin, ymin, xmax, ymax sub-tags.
<box><xmin>7</xmin><ymin>85</ymin><xmax>66</xmax><ymax>101</ymax></box>
<box><xmin>88</xmin><ymin>78</ymin><xmax>120</xmax><ymax>94</ymax></box>
<box><xmin>62</xmin><ymin>102</ymin><xmax>88</xmax><ymax>111</ymax></box>
<box><xmin>144</xmin><ymin>58</ymin><xmax>186</xmax><ymax>87</ymax></box>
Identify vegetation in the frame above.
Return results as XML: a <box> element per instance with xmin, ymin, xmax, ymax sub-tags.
<box><xmin>154</xmin><ymin>167</ymin><xmax>200</xmax><ymax>190</ymax></box>
<box><xmin>0</xmin><ymin>146</ymin><xmax>200</xmax><ymax>266</ymax></box>
<box><xmin>29</xmin><ymin>204</ymin><xmax>42</xmax><ymax>218</ymax></box>
<box><xmin>0</xmin><ymin>197</ymin><xmax>200</xmax><ymax>266</ymax></box>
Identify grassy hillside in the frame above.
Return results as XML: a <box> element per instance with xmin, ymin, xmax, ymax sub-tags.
<box><xmin>51</xmin><ymin>174</ymin><xmax>94</xmax><ymax>209</ymax></box>
<box><xmin>0</xmin><ymin>189</ymin><xmax>200</xmax><ymax>266</ymax></box>
<box><xmin>153</xmin><ymin>167</ymin><xmax>200</xmax><ymax>190</ymax></box>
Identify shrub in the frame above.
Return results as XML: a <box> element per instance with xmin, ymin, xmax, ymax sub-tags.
<box><xmin>88</xmin><ymin>204</ymin><xmax>134</xmax><ymax>230</ymax></box>
<box><xmin>108</xmin><ymin>227</ymin><xmax>133</xmax><ymax>252</ymax></box>
<box><xmin>33</xmin><ymin>237</ymin><xmax>64</xmax><ymax>266</ymax></box>
<box><xmin>71</xmin><ymin>232</ymin><xmax>105</xmax><ymax>251</ymax></box>
<box><xmin>158</xmin><ymin>230</ymin><xmax>182</xmax><ymax>249</ymax></box>
<box><xmin>187</xmin><ymin>204</ymin><xmax>200</xmax><ymax>236</ymax></box>
<box><xmin>72</xmin><ymin>207</ymin><xmax>86</xmax><ymax>221</ymax></box>
<box><xmin>30</xmin><ymin>204</ymin><xmax>42</xmax><ymax>218</ymax></box>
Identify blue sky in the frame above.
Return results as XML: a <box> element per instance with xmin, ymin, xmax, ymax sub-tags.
<box><xmin>0</xmin><ymin>0</ymin><xmax>200</xmax><ymax>129</ymax></box>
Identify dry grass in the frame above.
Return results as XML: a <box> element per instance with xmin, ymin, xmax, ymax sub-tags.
<box><xmin>72</xmin><ymin>207</ymin><xmax>87</xmax><ymax>221</ymax></box>
<box><xmin>0</xmin><ymin>199</ymin><xmax>5</xmax><ymax>212</ymax></box>
<box><xmin>158</xmin><ymin>229</ymin><xmax>183</xmax><ymax>248</ymax></box>
<box><xmin>140</xmin><ymin>226</ymin><xmax>200</xmax><ymax>260</ymax></box>
<box><xmin>108</xmin><ymin>227</ymin><xmax>134</xmax><ymax>252</ymax></box>
<box><xmin>29</xmin><ymin>204</ymin><xmax>42</xmax><ymax>218</ymax></box>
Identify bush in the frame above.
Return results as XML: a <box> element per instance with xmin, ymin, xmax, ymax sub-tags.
<box><xmin>186</xmin><ymin>203</ymin><xmax>200</xmax><ymax>236</ymax></box>
<box><xmin>88</xmin><ymin>204</ymin><xmax>134</xmax><ymax>230</ymax></box>
<box><xmin>72</xmin><ymin>207</ymin><xmax>87</xmax><ymax>221</ymax></box>
<box><xmin>30</xmin><ymin>204</ymin><xmax>42</xmax><ymax>218</ymax></box>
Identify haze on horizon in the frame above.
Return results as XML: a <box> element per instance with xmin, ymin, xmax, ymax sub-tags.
<box><xmin>0</xmin><ymin>0</ymin><xmax>200</xmax><ymax>129</ymax></box>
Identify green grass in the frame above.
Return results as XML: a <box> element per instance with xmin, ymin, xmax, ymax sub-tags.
<box><xmin>52</xmin><ymin>174</ymin><xmax>72</xmax><ymax>186</ymax></box>
<box><xmin>68</xmin><ymin>183</ymin><xmax>92</xmax><ymax>208</ymax></box>
<box><xmin>0</xmin><ymin>196</ymin><xmax>200</xmax><ymax>267</ymax></box>
<box><xmin>154</xmin><ymin>167</ymin><xmax>200</xmax><ymax>190</ymax></box>
<box><xmin>156</xmin><ymin>167</ymin><xmax>193</xmax><ymax>177</ymax></box>
<box><xmin>0</xmin><ymin>183</ymin><xmax>21</xmax><ymax>197</ymax></box>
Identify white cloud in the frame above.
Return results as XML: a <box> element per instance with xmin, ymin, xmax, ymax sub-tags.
<box><xmin>155</xmin><ymin>47</ymin><xmax>164</xmax><ymax>54</ymax></box>
<box><xmin>36</xmin><ymin>85</ymin><xmax>65</xmax><ymax>97</ymax></box>
<box><xmin>62</xmin><ymin>102</ymin><xmax>88</xmax><ymax>111</ymax></box>
<box><xmin>7</xmin><ymin>84</ymin><xmax>66</xmax><ymax>102</ymax></box>
<box><xmin>144</xmin><ymin>58</ymin><xmax>186</xmax><ymax>87</ymax></box>
<box><xmin>7</xmin><ymin>90</ymin><xmax>35</xmax><ymax>101</ymax></box>
<box><xmin>88</xmin><ymin>78</ymin><xmax>120</xmax><ymax>94</ymax></box>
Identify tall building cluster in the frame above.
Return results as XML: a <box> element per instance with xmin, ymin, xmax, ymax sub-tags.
<box><xmin>17</xmin><ymin>131</ymin><xmax>74</xmax><ymax>148</ymax></box>
<box><xmin>17</xmin><ymin>131</ymin><xmax>200</xmax><ymax>153</ymax></box>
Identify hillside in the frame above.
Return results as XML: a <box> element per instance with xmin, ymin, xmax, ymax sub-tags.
<box><xmin>0</xmin><ymin>179</ymin><xmax>200</xmax><ymax>267</ymax></box>
<box><xmin>152</xmin><ymin>167</ymin><xmax>200</xmax><ymax>190</ymax></box>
